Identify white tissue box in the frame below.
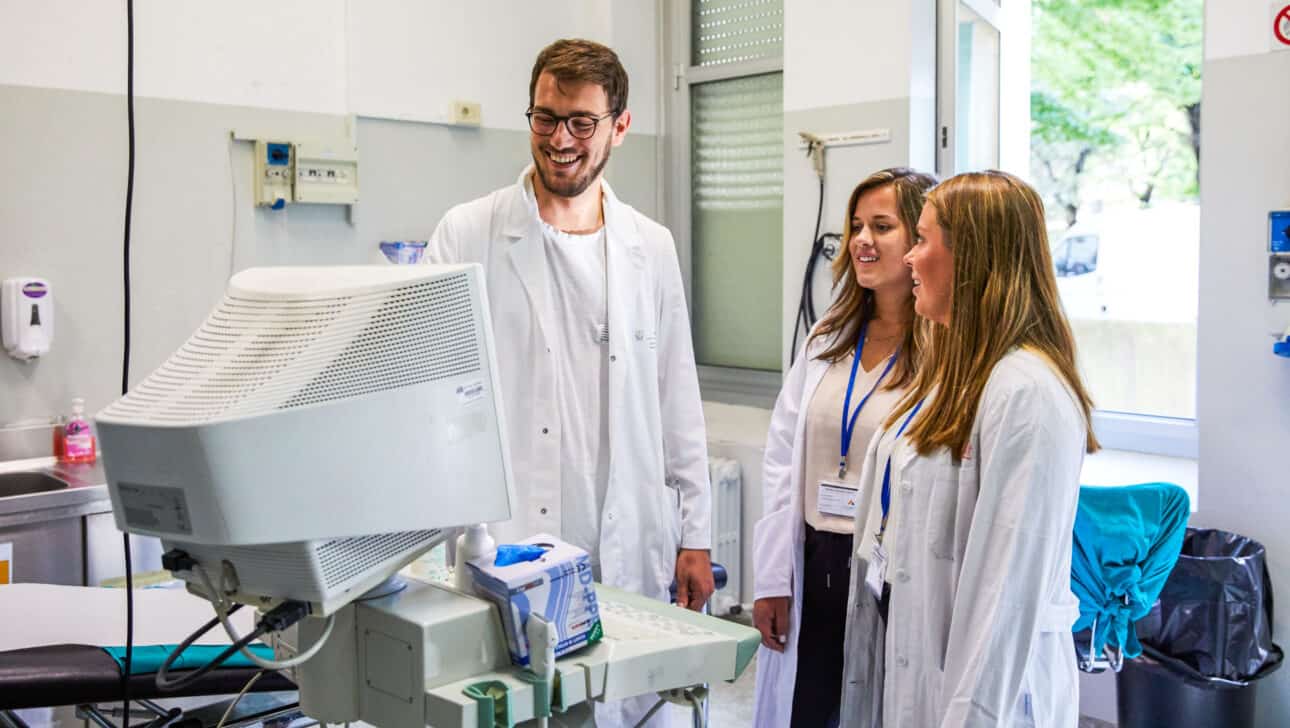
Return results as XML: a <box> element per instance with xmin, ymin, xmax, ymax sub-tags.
<box><xmin>466</xmin><ymin>533</ymin><xmax>602</xmax><ymax>666</ymax></box>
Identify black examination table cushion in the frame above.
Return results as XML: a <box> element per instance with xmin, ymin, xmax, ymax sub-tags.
<box><xmin>0</xmin><ymin>644</ymin><xmax>295</xmax><ymax>709</ymax></box>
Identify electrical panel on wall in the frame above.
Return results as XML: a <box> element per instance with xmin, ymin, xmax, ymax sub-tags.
<box><xmin>253</xmin><ymin>141</ymin><xmax>294</xmax><ymax>209</ymax></box>
<box><xmin>294</xmin><ymin>140</ymin><xmax>360</xmax><ymax>205</ymax></box>
<box><xmin>1266</xmin><ymin>211</ymin><xmax>1290</xmax><ymax>357</ymax></box>
<box><xmin>246</xmin><ymin>136</ymin><xmax>359</xmax><ymax>209</ymax></box>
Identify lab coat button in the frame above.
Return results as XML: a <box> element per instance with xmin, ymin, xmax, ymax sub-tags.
<box><xmin>900</xmin><ymin>481</ymin><xmax>912</xmax><ymax>494</ymax></box>
<box><xmin>895</xmin><ymin>655</ymin><xmax>909</xmax><ymax>668</ymax></box>
<box><xmin>540</xmin><ymin>507</ymin><xmax>548</xmax><ymax>515</ymax></box>
<box><xmin>610</xmin><ymin>355</ymin><xmax>617</xmax><ymax>362</ymax></box>
<box><xmin>895</xmin><ymin>569</ymin><xmax>909</xmax><ymax>583</ymax></box>
<box><xmin>541</xmin><ymin>427</ymin><xmax>549</xmax><ymax>434</ymax></box>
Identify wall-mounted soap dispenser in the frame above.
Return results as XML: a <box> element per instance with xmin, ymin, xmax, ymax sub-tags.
<box><xmin>2</xmin><ymin>278</ymin><xmax>54</xmax><ymax>361</ymax></box>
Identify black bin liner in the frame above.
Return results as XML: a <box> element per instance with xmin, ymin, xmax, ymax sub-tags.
<box><xmin>1119</xmin><ymin>528</ymin><xmax>1284</xmax><ymax>728</ymax></box>
<box><xmin>1138</xmin><ymin>528</ymin><xmax>1280</xmax><ymax>680</ymax></box>
<box><xmin>1117</xmin><ymin>646</ymin><xmax>1282</xmax><ymax>728</ymax></box>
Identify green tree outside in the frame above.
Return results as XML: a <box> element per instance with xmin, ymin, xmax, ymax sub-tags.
<box><xmin>1031</xmin><ymin>0</ymin><xmax>1202</xmax><ymax>228</ymax></box>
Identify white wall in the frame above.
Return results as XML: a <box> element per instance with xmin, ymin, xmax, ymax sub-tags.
<box><xmin>347</xmin><ymin>1</ymin><xmax>660</xmax><ymax>134</ymax></box>
<box><xmin>1194</xmin><ymin>2</ymin><xmax>1290</xmax><ymax>725</ymax></box>
<box><xmin>0</xmin><ymin>0</ymin><xmax>660</xmax><ymax>131</ymax></box>
<box><xmin>783</xmin><ymin>0</ymin><xmax>915</xmax><ymax>111</ymax></box>
<box><xmin>0</xmin><ymin>0</ymin><xmax>349</xmax><ymax>113</ymax></box>
<box><xmin>1204</xmin><ymin>0</ymin><xmax>1286</xmax><ymax>60</ymax></box>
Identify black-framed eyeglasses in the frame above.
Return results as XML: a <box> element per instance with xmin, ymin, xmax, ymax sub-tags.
<box><xmin>525</xmin><ymin>109</ymin><xmax>618</xmax><ymax>140</ymax></box>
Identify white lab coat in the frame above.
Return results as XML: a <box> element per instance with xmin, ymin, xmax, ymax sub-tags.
<box><xmin>427</xmin><ymin>167</ymin><xmax>712</xmax><ymax>602</ymax></box>
<box><xmin>840</xmin><ymin>348</ymin><xmax>1085</xmax><ymax>728</ymax></box>
<box><xmin>750</xmin><ymin>331</ymin><xmax>836</xmax><ymax>728</ymax></box>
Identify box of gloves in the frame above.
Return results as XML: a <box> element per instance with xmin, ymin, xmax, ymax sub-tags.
<box><xmin>466</xmin><ymin>533</ymin><xmax>603</xmax><ymax>666</ymax></box>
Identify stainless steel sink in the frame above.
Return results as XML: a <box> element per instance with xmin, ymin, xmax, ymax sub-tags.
<box><xmin>0</xmin><ymin>471</ymin><xmax>69</xmax><ymax>498</ymax></box>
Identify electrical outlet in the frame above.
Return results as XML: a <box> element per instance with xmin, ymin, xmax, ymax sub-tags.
<box><xmin>1269</xmin><ymin>254</ymin><xmax>1290</xmax><ymax>299</ymax></box>
<box><xmin>451</xmin><ymin>100</ymin><xmax>482</xmax><ymax>127</ymax></box>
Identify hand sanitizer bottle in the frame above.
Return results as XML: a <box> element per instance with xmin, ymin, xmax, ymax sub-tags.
<box><xmin>61</xmin><ymin>398</ymin><xmax>96</xmax><ymax>464</ymax></box>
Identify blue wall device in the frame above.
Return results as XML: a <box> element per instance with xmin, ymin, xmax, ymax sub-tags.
<box><xmin>1271</xmin><ymin>211</ymin><xmax>1290</xmax><ymax>253</ymax></box>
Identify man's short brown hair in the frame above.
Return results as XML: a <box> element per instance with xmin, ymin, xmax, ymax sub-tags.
<box><xmin>528</xmin><ymin>39</ymin><xmax>628</xmax><ymax>114</ymax></box>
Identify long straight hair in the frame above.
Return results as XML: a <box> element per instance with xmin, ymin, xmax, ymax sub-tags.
<box><xmin>892</xmin><ymin>171</ymin><xmax>1099</xmax><ymax>455</ymax></box>
<box><xmin>808</xmin><ymin>168</ymin><xmax>938</xmax><ymax>389</ymax></box>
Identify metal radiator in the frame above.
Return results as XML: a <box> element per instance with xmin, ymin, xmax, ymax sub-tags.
<box><xmin>708</xmin><ymin>456</ymin><xmax>743</xmax><ymax>616</ymax></box>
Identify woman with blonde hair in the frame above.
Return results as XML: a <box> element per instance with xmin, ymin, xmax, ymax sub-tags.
<box><xmin>752</xmin><ymin>167</ymin><xmax>937</xmax><ymax>727</ymax></box>
<box><xmin>840</xmin><ymin>170</ymin><xmax>1098</xmax><ymax>728</ymax></box>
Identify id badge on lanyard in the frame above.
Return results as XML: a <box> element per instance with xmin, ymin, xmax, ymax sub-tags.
<box><xmin>817</xmin><ymin>479</ymin><xmax>859</xmax><ymax>518</ymax></box>
<box><xmin>864</xmin><ymin>399</ymin><xmax>924</xmax><ymax>598</ymax></box>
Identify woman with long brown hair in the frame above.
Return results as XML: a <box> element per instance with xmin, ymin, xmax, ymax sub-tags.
<box><xmin>840</xmin><ymin>170</ymin><xmax>1098</xmax><ymax>728</ymax></box>
<box><xmin>752</xmin><ymin>168</ymin><xmax>937</xmax><ymax>727</ymax></box>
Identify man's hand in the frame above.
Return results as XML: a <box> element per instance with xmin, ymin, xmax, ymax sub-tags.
<box><xmin>753</xmin><ymin>597</ymin><xmax>790</xmax><ymax>652</ymax></box>
<box><xmin>674</xmin><ymin>548</ymin><xmax>715</xmax><ymax>611</ymax></box>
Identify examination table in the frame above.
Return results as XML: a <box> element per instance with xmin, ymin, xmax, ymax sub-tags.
<box><xmin>0</xmin><ymin>584</ymin><xmax>295</xmax><ymax>718</ymax></box>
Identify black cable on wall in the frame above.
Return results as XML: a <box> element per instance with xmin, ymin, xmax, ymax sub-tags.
<box><xmin>120</xmin><ymin>0</ymin><xmax>136</xmax><ymax>722</ymax></box>
<box><xmin>790</xmin><ymin>174</ymin><xmax>839</xmax><ymax>365</ymax></box>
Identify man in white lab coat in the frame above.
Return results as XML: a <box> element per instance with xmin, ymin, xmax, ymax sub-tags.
<box><xmin>428</xmin><ymin>38</ymin><xmax>714</xmax><ymax>722</ymax></box>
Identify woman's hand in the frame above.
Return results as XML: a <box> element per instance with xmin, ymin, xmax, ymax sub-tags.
<box><xmin>753</xmin><ymin>596</ymin><xmax>791</xmax><ymax>652</ymax></box>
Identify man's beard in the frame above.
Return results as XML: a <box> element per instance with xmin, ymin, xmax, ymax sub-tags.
<box><xmin>533</xmin><ymin>136</ymin><xmax>613</xmax><ymax>198</ymax></box>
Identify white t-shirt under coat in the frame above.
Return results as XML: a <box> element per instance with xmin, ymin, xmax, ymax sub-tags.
<box><xmin>526</xmin><ymin>179</ymin><xmax>612</xmax><ymax>565</ymax></box>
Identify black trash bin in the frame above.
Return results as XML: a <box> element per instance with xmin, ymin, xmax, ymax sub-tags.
<box><xmin>1117</xmin><ymin>645</ymin><xmax>1282</xmax><ymax>728</ymax></box>
<box><xmin>1118</xmin><ymin>528</ymin><xmax>1284</xmax><ymax>728</ymax></box>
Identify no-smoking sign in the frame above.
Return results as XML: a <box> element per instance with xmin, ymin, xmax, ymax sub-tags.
<box><xmin>1276</xmin><ymin>3</ymin><xmax>1290</xmax><ymax>49</ymax></box>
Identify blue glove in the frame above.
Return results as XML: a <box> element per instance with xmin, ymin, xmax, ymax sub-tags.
<box><xmin>494</xmin><ymin>544</ymin><xmax>547</xmax><ymax>566</ymax></box>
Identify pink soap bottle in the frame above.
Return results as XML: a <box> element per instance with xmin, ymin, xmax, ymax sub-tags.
<box><xmin>60</xmin><ymin>398</ymin><xmax>96</xmax><ymax>464</ymax></box>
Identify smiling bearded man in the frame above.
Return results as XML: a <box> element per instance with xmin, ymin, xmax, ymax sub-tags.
<box><xmin>426</xmin><ymin>38</ymin><xmax>715</xmax><ymax>728</ymax></box>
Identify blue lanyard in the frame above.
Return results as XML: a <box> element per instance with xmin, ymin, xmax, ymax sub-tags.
<box><xmin>877</xmin><ymin>398</ymin><xmax>924</xmax><ymax>542</ymax></box>
<box><xmin>838</xmin><ymin>322</ymin><xmax>900</xmax><ymax>478</ymax></box>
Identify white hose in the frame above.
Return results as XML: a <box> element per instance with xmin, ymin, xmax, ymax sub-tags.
<box><xmin>195</xmin><ymin>563</ymin><xmax>336</xmax><ymax>670</ymax></box>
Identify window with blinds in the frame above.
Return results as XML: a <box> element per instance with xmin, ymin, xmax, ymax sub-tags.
<box><xmin>690</xmin><ymin>72</ymin><xmax>783</xmax><ymax>371</ymax></box>
<box><xmin>692</xmin><ymin>0</ymin><xmax>785</xmax><ymax>67</ymax></box>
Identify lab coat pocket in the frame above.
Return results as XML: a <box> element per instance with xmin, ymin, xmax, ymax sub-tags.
<box><xmin>1017</xmin><ymin>604</ymin><xmax>1079</xmax><ymax>728</ymax></box>
<box><xmin>927</xmin><ymin>474</ymin><xmax>961</xmax><ymax>561</ymax></box>
<box><xmin>633</xmin><ymin>327</ymin><xmax>658</xmax><ymax>351</ymax></box>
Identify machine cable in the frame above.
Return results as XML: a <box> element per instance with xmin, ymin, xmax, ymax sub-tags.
<box><xmin>214</xmin><ymin>671</ymin><xmax>266</xmax><ymax>728</ymax></box>
<box><xmin>155</xmin><ymin>597</ymin><xmax>316</xmax><ymax>692</ymax></box>
<box><xmin>189</xmin><ymin>559</ymin><xmax>338</xmax><ymax>671</ymax></box>
<box><xmin>155</xmin><ymin>604</ymin><xmax>257</xmax><ymax>692</ymax></box>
